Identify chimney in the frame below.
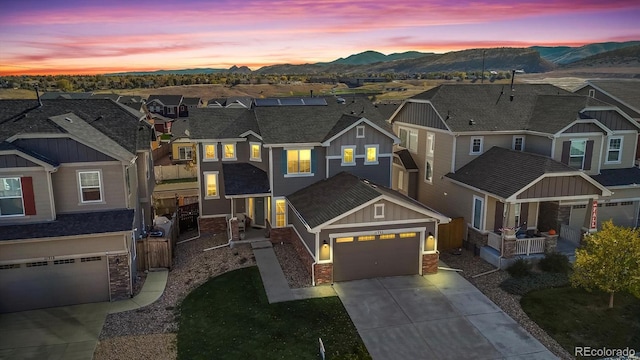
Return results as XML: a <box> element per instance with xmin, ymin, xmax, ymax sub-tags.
<box><xmin>35</xmin><ymin>85</ymin><xmax>42</xmax><ymax>107</ymax></box>
<box><xmin>310</xmin><ymin>89</ymin><xmax>313</xmax><ymax>97</ymax></box>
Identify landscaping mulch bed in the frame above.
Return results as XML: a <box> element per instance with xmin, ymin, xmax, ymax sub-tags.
<box><xmin>273</xmin><ymin>242</ymin><xmax>312</xmax><ymax>288</ymax></box>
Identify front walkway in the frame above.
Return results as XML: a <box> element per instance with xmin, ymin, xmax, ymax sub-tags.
<box><xmin>0</xmin><ymin>270</ymin><xmax>168</xmax><ymax>360</ymax></box>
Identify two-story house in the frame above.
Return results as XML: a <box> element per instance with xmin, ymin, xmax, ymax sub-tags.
<box><xmin>0</xmin><ymin>99</ymin><xmax>155</xmax><ymax>313</ymax></box>
<box><xmin>146</xmin><ymin>94</ymin><xmax>187</xmax><ymax>119</ymax></box>
<box><xmin>185</xmin><ymin>97</ymin><xmax>449</xmax><ymax>285</ymax></box>
<box><xmin>390</xmin><ymin>84</ymin><xmax>640</xmax><ymax>266</ymax></box>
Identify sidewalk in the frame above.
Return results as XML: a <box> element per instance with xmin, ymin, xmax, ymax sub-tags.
<box><xmin>108</xmin><ymin>269</ymin><xmax>169</xmax><ymax>314</ymax></box>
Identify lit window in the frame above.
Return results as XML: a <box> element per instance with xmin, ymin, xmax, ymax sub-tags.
<box><xmin>78</xmin><ymin>171</ymin><xmax>102</xmax><ymax>203</ymax></box>
<box><xmin>204</xmin><ymin>172</ymin><xmax>218</xmax><ymax>198</ymax></box>
<box><xmin>379</xmin><ymin>234</ymin><xmax>396</xmax><ymax>240</ymax></box>
<box><xmin>374</xmin><ymin>204</ymin><xmax>384</xmax><ymax>219</ymax></box>
<box><xmin>606</xmin><ymin>137</ymin><xmax>622</xmax><ymax>163</ymax></box>
<box><xmin>0</xmin><ymin>177</ymin><xmax>24</xmax><ymax>216</ymax></box>
<box><xmin>569</xmin><ymin>140</ymin><xmax>586</xmax><ymax>169</ymax></box>
<box><xmin>356</xmin><ymin>126</ymin><xmax>365</xmax><ymax>138</ymax></box>
<box><xmin>204</xmin><ymin>144</ymin><xmax>217</xmax><ymax>160</ymax></box>
<box><xmin>178</xmin><ymin>146</ymin><xmax>193</xmax><ymax>160</ymax></box>
<box><xmin>365</xmin><ymin>145</ymin><xmax>378</xmax><ymax>164</ymax></box>
<box><xmin>358</xmin><ymin>235</ymin><xmax>375</xmax><ymax>241</ymax></box>
<box><xmin>287</xmin><ymin>149</ymin><xmax>312</xmax><ymax>174</ymax></box>
<box><xmin>335</xmin><ymin>237</ymin><xmax>354</xmax><ymax>243</ymax></box>
<box><xmin>513</xmin><ymin>136</ymin><xmax>524</xmax><ymax>151</ymax></box>
<box><xmin>223</xmin><ymin>143</ymin><xmax>236</xmax><ymax>160</ymax></box>
<box><xmin>470</xmin><ymin>137</ymin><xmax>483</xmax><ymax>154</ymax></box>
<box><xmin>250</xmin><ymin>142</ymin><xmax>262</xmax><ymax>161</ymax></box>
<box><xmin>399</xmin><ymin>232</ymin><xmax>417</xmax><ymax>238</ymax></box>
<box><xmin>275</xmin><ymin>199</ymin><xmax>286</xmax><ymax>227</ymax></box>
<box><xmin>342</xmin><ymin>146</ymin><xmax>355</xmax><ymax>165</ymax></box>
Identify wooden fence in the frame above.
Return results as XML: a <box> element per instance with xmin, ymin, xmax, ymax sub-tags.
<box><xmin>152</xmin><ymin>143</ymin><xmax>171</xmax><ymax>162</ymax></box>
<box><xmin>437</xmin><ymin>217</ymin><xmax>464</xmax><ymax>250</ymax></box>
<box><xmin>136</xmin><ymin>215</ymin><xmax>179</xmax><ymax>271</ymax></box>
<box><xmin>154</xmin><ymin>164</ymin><xmax>198</xmax><ymax>182</ymax></box>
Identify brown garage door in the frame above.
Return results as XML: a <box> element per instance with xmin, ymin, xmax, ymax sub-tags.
<box><xmin>333</xmin><ymin>233</ymin><xmax>420</xmax><ymax>282</ymax></box>
<box><xmin>0</xmin><ymin>255</ymin><xmax>110</xmax><ymax>313</ymax></box>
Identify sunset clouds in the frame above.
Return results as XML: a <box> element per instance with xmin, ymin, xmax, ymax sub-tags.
<box><xmin>1</xmin><ymin>0</ymin><xmax>638</xmax><ymax>75</ymax></box>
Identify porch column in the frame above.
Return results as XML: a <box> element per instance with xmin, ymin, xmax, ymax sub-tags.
<box><xmin>502</xmin><ymin>229</ymin><xmax>517</xmax><ymax>258</ymax></box>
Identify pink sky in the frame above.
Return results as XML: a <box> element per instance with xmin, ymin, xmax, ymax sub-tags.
<box><xmin>0</xmin><ymin>0</ymin><xmax>638</xmax><ymax>75</ymax></box>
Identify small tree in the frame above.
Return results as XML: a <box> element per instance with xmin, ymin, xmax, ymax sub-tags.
<box><xmin>571</xmin><ymin>220</ymin><xmax>640</xmax><ymax>308</ymax></box>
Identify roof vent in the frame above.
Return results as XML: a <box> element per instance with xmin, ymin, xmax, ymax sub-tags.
<box><xmin>469</xmin><ymin>119</ymin><xmax>475</xmax><ymax>125</ymax></box>
<box><xmin>64</xmin><ymin>117</ymin><xmax>73</xmax><ymax>123</ymax></box>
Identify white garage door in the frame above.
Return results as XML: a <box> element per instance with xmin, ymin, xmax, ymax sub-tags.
<box><xmin>0</xmin><ymin>255</ymin><xmax>110</xmax><ymax>313</ymax></box>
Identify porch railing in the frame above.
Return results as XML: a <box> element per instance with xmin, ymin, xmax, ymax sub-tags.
<box><xmin>487</xmin><ymin>232</ymin><xmax>502</xmax><ymax>252</ymax></box>
<box><xmin>514</xmin><ymin>237</ymin><xmax>545</xmax><ymax>256</ymax></box>
<box><xmin>560</xmin><ymin>224</ymin><xmax>582</xmax><ymax>246</ymax></box>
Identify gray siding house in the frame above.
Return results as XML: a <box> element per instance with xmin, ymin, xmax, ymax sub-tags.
<box><xmin>0</xmin><ymin>99</ymin><xmax>155</xmax><ymax>313</ymax></box>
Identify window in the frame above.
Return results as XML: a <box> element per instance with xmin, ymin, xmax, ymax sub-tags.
<box><xmin>204</xmin><ymin>172</ymin><xmax>219</xmax><ymax>198</ymax></box>
<box><xmin>427</xmin><ymin>133</ymin><xmax>435</xmax><ymax>156</ymax></box>
<box><xmin>606</xmin><ymin>137</ymin><xmax>622</xmax><ymax>163</ymax></box>
<box><xmin>222</xmin><ymin>143</ymin><xmax>236</xmax><ymax>160</ymax></box>
<box><xmin>399</xmin><ymin>232</ymin><xmax>417</xmax><ymax>238</ymax></box>
<box><xmin>569</xmin><ymin>140</ymin><xmax>587</xmax><ymax>169</ymax></box>
<box><xmin>342</xmin><ymin>146</ymin><xmax>356</xmax><ymax>166</ymax></box>
<box><xmin>514</xmin><ymin>203</ymin><xmax>521</xmax><ymax>227</ymax></box>
<box><xmin>335</xmin><ymin>237</ymin><xmax>354</xmax><ymax>243</ymax></box>
<box><xmin>78</xmin><ymin>171</ymin><xmax>102</xmax><ymax>203</ymax></box>
<box><xmin>0</xmin><ymin>177</ymin><xmax>24</xmax><ymax>216</ymax></box>
<box><xmin>399</xmin><ymin>127</ymin><xmax>418</xmax><ymax>152</ymax></box>
<box><xmin>178</xmin><ymin>146</ymin><xmax>193</xmax><ymax>160</ymax></box>
<box><xmin>513</xmin><ymin>136</ymin><xmax>524</xmax><ymax>151</ymax></box>
<box><xmin>588</xmin><ymin>89</ymin><xmax>595</xmax><ymax>98</ymax></box>
<box><xmin>379</xmin><ymin>234</ymin><xmax>396</xmax><ymax>240</ymax></box>
<box><xmin>357</xmin><ymin>235</ymin><xmax>375</xmax><ymax>241</ymax></box>
<box><xmin>275</xmin><ymin>198</ymin><xmax>286</xmax><ymax>227</ymax></box>
<box><xmin>204</xmin><ymin>143</ymin><xmax>217</xmax><ymax>161</ymax></box>
<box><xmin>470</xmin><ymin>137</ymin><xmax>483</xmax><ymax>154</ymax></box>
<box><xmin>374</xmin><ymin>203</ymin><xmax>385</xmax><ymax>219</ymax></box>
<box><xmin>146</xmin><ymin>152</ymin><xmax>151</xmax><ymax>180</ymax></box>
<box><xmin>125</xmin><ymin>167</ymin><xmax>131</xmax><ymax>196</ymax></box>
<box><xmin>472</xmin><ymin>196</ymin><xmax>484</xmax><ymax>229</ymax></box>
<box><xmin>365</xmin><ymin>145</ymin><xmax>378</xmax><ymax>164</ymax></box>
<box><xmin>287</xmin><ymin>149</ymin><xmax>312</xmax><ymax>174</ymax></box>
<box><xmin>398</xmin><ymin>170</ymin><xmax>404</xmax><ymax>190</ymax></box>
<box><xmin>356</xmin><ymin>125</ymin><xmax>365</xmax><ymax>138</ymax></box>
<box><xmin>425</xmin><ymin>160</ymin><xmax>433</xmax><ymax>183</ymax></box>
<box><xmin>250</xmin><ymin>142</ymin><xmax>262</xmax><ymax>162</ymax></box>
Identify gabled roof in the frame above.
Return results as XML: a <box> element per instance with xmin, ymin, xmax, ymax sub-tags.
<box><xmin>394</xmin><ymin>149</ymin><xmax>418</xmax><ymax>171</ymax></box>
<box><xmin>218</xmin><ymin>110</ymin><xmax>261</xmax><ymax>139</ymax></box>
<box><xmin>591</xmin><ymin>168</ymin><xmax>640</xmax><ymax>187</ymax></box>
<box><xmin>90</xmin><ymin>93</ymin><xmax>121</xmax><ymax>101</ymax></box>
<box><xmin>287</xmin><ymin>172</ymin><xmax>448</xmax><ymax>230</ymax></box>
<box><xmin>187</xmin><ymin>108</ymin><xmax>248</xmax><ymax>139</ymax></box>
<box><xmin>222</xmin><ymin>163</ymin><xmax>270</xmax><ymax>196</ymax></box>
<box><xmin>0</xmin><ymin>99</ymin><xmax>152</xmax><ymax>154</ymax></box>
<box><xmin>578</xmin><ymin>80</ymin><xmax>640</xmax><ymax>115</ymax></box>
<box><xmin>171</xmin><ymin>118</ymin><xmax>190</xmax><ymax>138</ymax></box>
<box><xmin>182</xmin><ymin>97</ymin><xmax>202</xmax><ymax>106</ymax></box>
<box><xmin>446</xmin><ymin>147</ymin><xmax>608</xmax><ymax>200</ymax></box>
<box><xmin>0</xmin><ymin>209</ymin><xmax>134</xmax><ymax>241</ymax></box>
<box><xmin>146</xmin><ymin>95</ymin><xmax>183</xmax><ymax>106</ymax></box>
<box><xmin>527</xmin><ymin>95</ymin><xmax>610</xmax><ymax>133</ymax></box>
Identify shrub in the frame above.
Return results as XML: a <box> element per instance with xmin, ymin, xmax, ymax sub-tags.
<box><xmin>500</xmin><ymin>272</ymin><xmax>570</xmax><ymax>295</ymax></box>
<box><xmin>538</xmin><ymin>253</ymin><xmax>571</xmax><ymax>274</ymax></box>
<box><xmin>507</xmin><ymin>258</ymin><xmax>532</xmax><ymax>278</ymax></box>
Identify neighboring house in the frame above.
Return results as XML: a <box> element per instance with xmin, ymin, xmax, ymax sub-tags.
<box><xmin>0</xmin><ymin>99</ymin><xmax>155</xmax><ymax>313</ymax></box>
<box><xmin>146</xmin><ymin>94</ymin><xmax>187</xmax><ymax>118</ymax></box>
<box><xmin>206</xmin><ymin>97</ymin><xmax>253</xmax><ymax>108</ymax></box>
<box><xmin>150</xmin><ymin>113</ymin><xmax>174</xmax><ymax>134</ymax></box>
<box><xmin>390</xmin><ymin>84</ymin><xmax>640</xmax><ymax>264</ymax></box>
<box><xmin>182</xmin><ymin>97</ymin><xmax>203</xmax><ymax>109</ymax></box>
<box><xmin>169</xmin><ymin>118</ymin><xmax>195</xmax><ymax>163</ymax></box>
<box><xmin>186</xmin><ymin>97</ymin><xmax>449</xmax><ymax>284</ymax></box>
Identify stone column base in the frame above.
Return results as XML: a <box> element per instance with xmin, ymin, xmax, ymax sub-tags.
<box><xmin>314</xmin><ymin>263</ymin><xmax>333</xmax><ymax>285</ymax></box>
<box><xmin>199</xmin><ymin>217</ymin><xmax>228</xmax><ymax>234</ymax></box>
<box><xmin>543</xmin><ymin>234</ymin><xmax>558</xmax><ymax>253</ymax></box>
<box><xmin>108</xmin><ymin>254</ymin><xmax>131</xmax><ymax>301</ymax></box>
<box><xmin>422</xmin><ymin>253</ymin><xmax>439</xmax><ymax>274</ymax></box>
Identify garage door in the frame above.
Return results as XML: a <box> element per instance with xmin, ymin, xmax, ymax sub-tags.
<box><xmin>0</xmin><ymin>255</ymin><xmax>110</xmax><ymax>313</ymax></box>
<box><xmin>333</xmin><ymin>232</ymin><xmax>420</xmax><ymax>282</ymax></box>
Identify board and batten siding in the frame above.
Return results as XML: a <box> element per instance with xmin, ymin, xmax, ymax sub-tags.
<box><xmin>0</xmin><ymin>233</ymin><xmax>126</xmax><ymax>261</ymax></box>
<box><xmin>52</xmin><ymin>163</ymin><xmax>126</xmax><ymax>213</ymax></box>
<box><xmin>0</xmin><ymin>155</ymin><xmax>38</xmax><ymax>168</ymax></box>
<box><xmin>0</xmin><ymin>168</ymin><xmax>53</xmax><ymax>223</ymax></box>
<box><xmin>326</xmin><ymin>124</ymin><xmax>393</xmax><ymax>156</ymax></box>
<box><xmin>332</xmin><ymin>199</ymin><xmax>426</xmax><ymax>225</ymax></box>
<box><xmin>13</xmin><ymin>138</ymin><xmax>116</xmax><ymax>163</ymax></box>
<box><xmin>584</xmin><ymin>110</ymin><xmax>638</xmax><ymax>131</ymax></box>
<box><xmin>517</xmin><ymin>176</ymin><xmax>601</xmax><ymax>200</ymax></box>
<box><xmin>392</xmin><ymin>102</ymin><xmax>448</xmax><ymax>130</ymax></box>
<box><xmin>288</xmin><ymin>207</ymin><xmax>315</xmax><ymax>257</ymax></box>
<box><xmin>562</xmin><ymin>122</ymin><xmax>605</xmax><ymax>134</ymax></box>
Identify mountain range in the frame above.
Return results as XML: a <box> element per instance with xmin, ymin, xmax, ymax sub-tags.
<box><xmin>106</xmin><ymin>41</ymin><xmax>639</xmax><ymax>76</ymax></box>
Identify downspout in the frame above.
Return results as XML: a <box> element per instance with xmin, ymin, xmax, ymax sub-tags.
<box><xmin>176</xmin><ymin>217</ymin><xmax>201</xmax><ymax>245</ymax></box>
<box><xmin>202</xmin><ymin>216</ymin><xmax>234</xmax><ymax>251</ymax></box>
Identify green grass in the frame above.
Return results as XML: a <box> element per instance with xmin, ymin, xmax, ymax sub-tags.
<box><xmin>521</xmin><ymin>287</ymin><xmax>640</xmax><ymax>357</ymax></box>
<box><xmin>177</xmin><ymin>267</ymin><xmax>370</xmax><ymax>360</ymax></box>
<box><xmin>158</xmin><ymin>177</ymin><xmax>197</xmax><ymax>184</ymax></box>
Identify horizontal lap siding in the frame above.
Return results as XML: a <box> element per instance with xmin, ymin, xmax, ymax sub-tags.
<box><xmin>327</xmin><ymin>157</ymin><xmax>391</xmax><ymax>186</ymax></box>
<box><xmin>52</xmin><ymin>163</ymin><xmax>126</xmax><ymax>213</ymax></box>
<box><xmin>0</xmin><ymin>234</ymin><xmax>125</xmax><ymax>261</ymax></box>
<box><xmin>272</xmin><ymin>147</ymin><xmax>326</xmax><ymax>197</ymax></box>
<box><xmin>0</xmin><ymin>169</ymin><xmax>53</xmax><ymax>223</ymax></box>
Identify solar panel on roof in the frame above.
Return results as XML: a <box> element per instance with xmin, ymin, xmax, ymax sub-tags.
<box><xmin>254</xmin><ymin>98</ymin><xmax>280</xmax><ymax>107</ymax></box>
<box><xmin>302</xmin><ymin>98</ymin><xmax>327</xmax><ymax>106</ymax></box>
<box><xmin>279</xmin><ymin>98</ymin><xmax>304</xmax><ymax>106</ymax></box>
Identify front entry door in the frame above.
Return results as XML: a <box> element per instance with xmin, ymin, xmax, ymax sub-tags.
<box><xmin>254</xmin><ymin>197</ymin><xmax>265</xmax><ymax>227</ymax></box>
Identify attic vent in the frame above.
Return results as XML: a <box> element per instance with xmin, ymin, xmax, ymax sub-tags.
<box><xmin>469</xmin><ymin>119</ymin><xmax>475</xmax><ymax>125</ymax></box>
<box><xmin>64</xmin><ymin>117</ymin><xmax>73</xmax><ymax>123</ymax></box>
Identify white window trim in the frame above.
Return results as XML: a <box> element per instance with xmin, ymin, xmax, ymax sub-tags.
<box><xmin>0</xmin><ymin>177</ymin><xmax>25</xmax><ymax>217</ymax></box>
<box><xmin>178</xmin><ymin>145</ymin><xmax>194</xmax><ymax>161</ymax></box>
<box><xmin>472</xmin><ymin>195</ymin><xmax>484</xmax><ymax>230</ymax></box>
<box><xmin>364</xmin><ymin>144</ymin><xmax>379</xmax><ymax>165</ymax></box>
<box><xmin>512</xmin><ymin>136</ymin><xmax>525</xmax><ymax>151</ymax></box>
<box><xmin>274</xmin><ymin>197</ymin><xmax>287</xmax><ymax>228</ymax></box>
<box><xmin>341</xmin><ymin>145</ymin><xmax>356</xmax><ymax>166</ymax></box>
<box><xmin>399</xmin><ymin>126</ymin><xmax>418</xmax><ymax>153</ymax></box>
<box><xmin>588</xmin><ymin>89</ymin><xmax>595</xmax><ymax>98</ymax></box>
<box><xmin>203</xmin><ymin>171</ymin><xmax>220</xmax><ymax>199</ymax></box>
<box><xmin>470</xmin><ymin>136</ymin><xmax>484</xmax><ymax>155</ymax></box>
<box><xmin>374</xmin><ymin>203</ymin><xmax>385</xmax><ymax>219</ymax></box>
<box><xmin>356</xmin><ymin>125</ymin><xmax>365</xmax><ymax>138</ymax></box>
<box><xmin>605</xmin><ymin>136</ymin><xmax>623</xmax><ymax>164</ymax></box>
<box><xmin>77</xmin><ymin>170</ymin><xmax>104</xmax><ymax>204</ymax></box>
<box><xmin>427</xmin><ymin>133</ymin><xmax>435</xmax><ymax>156</ymax></box>
<box><xmin>203</xmin><ymin>143</ymin><xmax>218</xmax><ymax>162</ymax></box>
<box><xmin>285</xmin><ymin>148</ymin><xmax>314</xmax><ymax>176</ymax></box>
<box><xmin>249</xmin><ymin>142</ymin><xmax>262</xmax><ymax>162</ymax></box>
<box><xmin>424</xmin><ymin>158</ymin><xmax>433</xmax><ymax>184</ymax></box>
<box><xmin>222</xmin><ymin>143</ymin><xmax>237</xmax><ymax>161</ymax></box>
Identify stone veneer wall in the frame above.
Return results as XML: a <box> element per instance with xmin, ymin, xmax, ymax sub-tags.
<box><xmin>422</xmin><ymin>253</ymin><xmax>438</xmax><ymax>274</ymax></box>
<box><xmin>108</xmin><ymin>254</ymin><xmax>131</xmax><ymax>301</ymax></box>
<box><xmin>467</xmin><ymin>228</ymin><xmax>488</xmax><ymax>248</ymax></box>
<box><xmin>269</xmin><ymin>226</ymin><xmax>293</xmax><ymax>244</ymax></box>
<box><xmin>199</xmin><ymin>217</ymin><xmax>228</xmax><ymax>234</ymax></box>
<box><xmin>314</xmin><ymin>263</ymin><xmax>333</xmax><ymax>285</ymax></box>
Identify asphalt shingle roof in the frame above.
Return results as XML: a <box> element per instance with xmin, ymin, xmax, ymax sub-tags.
<box><xmin>187</xmin><ymin>108</ymin><xmax>248</xmax><ymax>139</ymax></box>
<box><xmin>222</xmin><ymin>163</ymin><xmax>270</xmax><ymax>195</ymax></box>
<box><xmin>586</xmin><ymin>80</ymin><xmax>640</xmax><ymax>112</ymax></box>
<box><xmin>40</xmin><ymin>92</ymin><xmax>93</xmax><ymax>100</ymax></box>
<box><xmin>0</xmin><ymin>209</ymin><xmax>134</xmax><ymax>241</ymax></box>
<box><xmin>394</xmin><ymin>149</ymin><xmax>418</xmax><ymax>171</ymax></box>
<box><xmin>146</xmin><ymin>95</ymin><xmax>183</xmax><ymax>106</ymax></box>
<box><xmin>527</xmin><ymin>95</ymin><xmax>610</xmax><ymax>133</ymax></box>
<box><xmin>591</xmin><ymin>168</ymin><xmax>640</xmax><ymax>187</ymax></box>
<box><xmin>446</xmin><ymin>147</ymin><xmax>578</xmax><ymax>199</ymax></box>
<box><xmin>182</xmin><ymin>97</ymin><xmax>201</xmax><ymax>106</ymax></box>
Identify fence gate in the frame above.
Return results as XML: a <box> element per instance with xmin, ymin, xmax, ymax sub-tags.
<box><xmin>178</xmin><ymin>203</ymin><xmax>199</xmax><ymax>232</ymax></box>
<box><xmin>437</xmin><ymin>217</ymin><xmax>465</xmax><ymax>250</ymax></box>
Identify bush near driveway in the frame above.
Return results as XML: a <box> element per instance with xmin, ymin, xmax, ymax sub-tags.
<box><xmin>177</xmin><ymin>266</ymin><xmax>370</xmax><ymax>360</ymax></box>
<box><xmin>500</xmin><ymin>272</ymin><xmax>570</xmax><ymax>296</ymax></box>
<box><xmin>521</xmin><ymin>287</ymin><xmax>640</xmax><ymax>358</ymax></box>
<box><xmin>537</xmin><ymin>253</ymin><xmax>571</xmax><ymax>274</ymax></box>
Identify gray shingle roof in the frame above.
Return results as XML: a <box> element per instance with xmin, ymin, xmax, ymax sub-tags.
<box><xmin>0</xmin><ymin>99</ymin><xmax>152</xmax><ymax>154</ymax></box>
<box><xmin>527</xmin><ymin>95</ymin><xmax>610</xmax><ymax>133</ymax></box>
<box><xmin>394</xmin><ymin>149</ymin><xmax>418</xmax><ymax>171</ymax></box>
<box><xmin>222</xmin><ymin>163</ymin><xmax>269</xmax><ymax>195</ymax></box>
<box><xmin>146</xmin><ymin>95</ymin><xmax>183</xmax><ymax>106</ymax></box>
<box><xmin>187</xmin><ymin>108</ymin><xmax>248</xmax><ymax>139</ymax></box>
<box><xmin>591</xmin><ymin>168</ymin><xmax>640</xmax><ymax>187</ymax></box>
<box><xmin>40</xmin><ymin>92</ymin><xmax>93</xmax><ymax>100</ymax></box>
<box><xmin>0</xmin><ymin>209</ymin><xmax>134</xmax><ymax>241</ymax></box>
<box><xmin>182</xmin><ymin>97</ymin><xmax>201</xmax><ymax>106</ymax></box>
<box><xmin>446</xmin><ymin>147</ymin><xmax>577</xmax><ymax>199</ymax></box>
<box><xmin>586</xmin><ymin>80</ymin><xmax>640</xmax><ymax>112</ymax></box>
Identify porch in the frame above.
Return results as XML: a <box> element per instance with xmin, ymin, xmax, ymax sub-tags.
<box><xmin>481</xmin><ymin>235</ymin><xmax>579</xmax><ymax>269</ymax></box>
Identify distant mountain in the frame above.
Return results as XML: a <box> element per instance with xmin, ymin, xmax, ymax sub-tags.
<box><xmin>327</xmin><ymin>50</ymin><xmax>431</xmax><ymax>65</ymax></box>
<box><xmin>107</xmin><ymin>66</ymin><xmax>246</xmax><ymax>76</ymax></box>
<box><xmin>531</xmin><ymin>41</ymin><xmax>640</xmax><ymax>64</ymax></box>
<box><xmin>560</xmin><ymin>45</ymin><xmax>640</xmax><ymax>68</ymax></box>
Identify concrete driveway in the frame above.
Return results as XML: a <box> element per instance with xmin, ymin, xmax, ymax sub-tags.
<box><xmin>334</xmin><ymin>272</ymin><xmax>557</xmax><ymax>360</ymax></box>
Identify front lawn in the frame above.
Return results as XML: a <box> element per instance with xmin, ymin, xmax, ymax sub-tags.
<box><xmin>521</xmin><ymin>286</ymin><xmax>640</xmax><ymax>357</ymax></box>
<box><xmin>177</xmin><ymin>266</ymin><xmax>370</xmax><ymax>360</ymax></box>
